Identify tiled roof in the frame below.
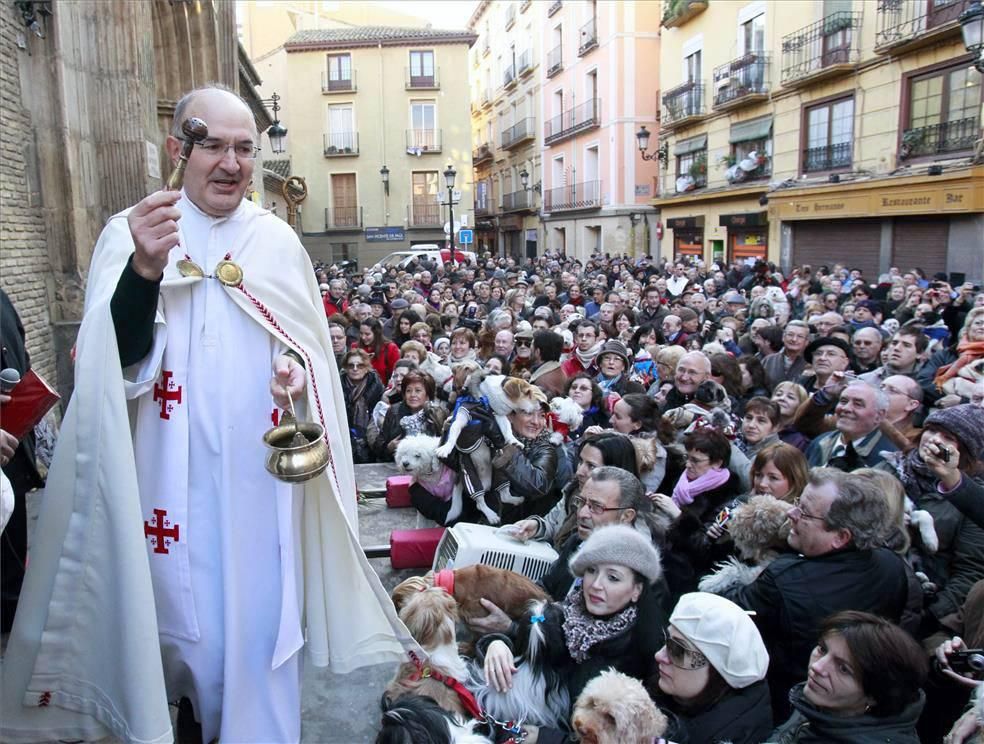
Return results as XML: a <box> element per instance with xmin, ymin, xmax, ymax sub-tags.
<box><xmin>264</xmin><ymin>158</ymin><xmax>290</xmax><ymax>179</ymax></box>
<box><xmin>285</xmin><ymin>26</ymin><xmax>476</xmax><ymax>51</ymax></box>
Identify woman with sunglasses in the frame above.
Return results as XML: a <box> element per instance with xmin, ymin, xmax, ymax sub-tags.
<box><xmin>653</xmin><ymin>592</ymin><xmax>772</xmax><ymax>744</ymax></box>
<box><xmin>564</xmin><ymin>373</ymin><xmax>609</xmax><ymax>440</ymax></box>
<box><xmin>765</xmin><ymin>611</ymin><xmax>926</xmax><ymax>744</ymax></box>
<box><xmin>340</xmin><ymin>348</ymin><xmax>384</xmax><ymax>463</ymax></box>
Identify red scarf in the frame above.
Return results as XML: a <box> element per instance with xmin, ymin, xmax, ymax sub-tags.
<box><xmin>934</xmin><ymin>340</ymin><xmax>984</xmax><ymax>390</ymax></box>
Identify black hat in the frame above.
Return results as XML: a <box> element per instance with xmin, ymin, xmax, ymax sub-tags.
<box><xmin>803</xmin><ymin>336</ymin><xmax>852</xmax><ymax>364</ymax></box>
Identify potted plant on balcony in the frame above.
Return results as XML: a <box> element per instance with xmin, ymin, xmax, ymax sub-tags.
<box><xmin>720</xmin><ymin>154</ymin><xmax>737</xmax><ymax>168</ymax></box>
<box><xmin>688</xmin><ymin>154</ymin><xmax>707</xmax><ymax>183</ymax></box>
<box><xmin>899</xmin><ymin>129</ymin><xmax>924</xmax><ymax>160</ymax></box>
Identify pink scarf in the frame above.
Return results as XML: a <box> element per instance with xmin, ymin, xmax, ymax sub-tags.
<box><xmin>672</xmin><ymin>466</ymin><xmax>730</xmax><ymax>507</ymax></box>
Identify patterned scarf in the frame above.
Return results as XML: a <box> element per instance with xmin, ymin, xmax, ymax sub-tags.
<box><xmin>575</xmin><ymin>341</ymin><xmax>603</xmax><ymax>370</ymax></box>
<box><xmin>562</xmin><ymin>589</ymin><xmax>638</xmax><ymax>663</ymax></box>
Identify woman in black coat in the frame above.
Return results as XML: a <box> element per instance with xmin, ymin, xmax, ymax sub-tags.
<box><xmin>340</xmin><ymin>349</ymin><xmax>384</xmax><ymax>464</ymax></box>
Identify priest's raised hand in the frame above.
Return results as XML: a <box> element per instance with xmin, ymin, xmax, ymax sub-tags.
<box><xmin>127</xmin><ymin>189</ymin><xmax>182</xmax><ymax>281</ymax></box>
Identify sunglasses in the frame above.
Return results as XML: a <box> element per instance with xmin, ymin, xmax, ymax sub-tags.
<box><xmin>347</xmin><ymin>362</ymin><xmax>367</xmax><ymax>370</ymax></box>
<box><xmin>516</xmin><ymin>339</ymin><xmax>532</xmax><ymax>347</ymax></box>
<box><xmin>662</xmin><ymin>629</ymin><xmax>708</xmax><ymax>670</ymax></box>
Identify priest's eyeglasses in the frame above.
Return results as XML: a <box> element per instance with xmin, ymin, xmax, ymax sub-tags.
<box><xmin>191</xmin><ymin>138</ymin><xmax>261</xmax><ymax>160</ymax></box>
<box><xmin>661</xmin><ymin>629</ymin><xmax>708</xmax><ymax>670</ymax></box>
<box><xmin>571</xmin><ymin>495</ymin><xmax>632</xmax><ymax>516</ymax></box>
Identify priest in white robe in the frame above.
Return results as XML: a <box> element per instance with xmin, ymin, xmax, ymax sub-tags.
<box><xmin>1</xmin><ymin>86</ymin><xmax>418</xmax><ymax>743</ymax></box>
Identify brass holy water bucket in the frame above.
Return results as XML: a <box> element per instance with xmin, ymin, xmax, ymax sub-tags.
<box><xmin>262</xmin><ymin>416</ymin><xmax>331</xmax><ymax>483</ymax></box>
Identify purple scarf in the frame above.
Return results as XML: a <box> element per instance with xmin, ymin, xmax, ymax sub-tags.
<box><xmin>672</xmin><ymin>466</ymin><xmax>730</xmax><ymax>507</ymax></box>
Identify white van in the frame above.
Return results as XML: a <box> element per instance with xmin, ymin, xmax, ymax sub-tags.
<box><xmin>375</xmin><ymin>245</ymin><xmax>476</xmax><ymax>271</ymax></box>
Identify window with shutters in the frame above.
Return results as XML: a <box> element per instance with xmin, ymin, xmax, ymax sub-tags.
<box><xmin>326</xmin><ymin>54</ymin><xmax>353</xmax><ymax>91</ymax></box>
<box><xmin>329</xmin><ymin>173</ymin><xmax>358</xmax><ymax>227</ymax></box>
<box><xmin>900</xmin><ymin>63</ymin><xmax>982</xmax><ymax>160</ymax></box>
<box><xmin>411</xmin><ymin>171</ymin><xmax>440</xmax><ymax>226</ymax></box>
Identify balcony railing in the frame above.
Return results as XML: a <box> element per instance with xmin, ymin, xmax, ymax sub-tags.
<box><xmin>473</xmin><ymin>142</ymin><xmax>494</xmax><ymax>163</ymax></box>
<box><xmin>502</xmin><ymin>189</ymin><xmax>532</xmax><ymax>212</ymax></box>
<box><xmin>324</xmin><ymin>206</ymin><xmax>363</xmax><ymax>229</ymax></box>
<box><xmin>517</xmin><ymin>48</ymin><xmax>533</xmax><ymax>75</ymax></box>
<box><xmin>900</xmin><ymin>117</ymin><xmax>980</xmax><ymax>159</ymax></box>
<box><xmin>322</xmin><ymin>70</ymin><xmax>357</xmax><ymax>93</ymax></box>
<box><xmin>662</xmin><ymin>0</ymin><xmax>708</xmax><ymax>28</ymax></box>
<box><xmin>781</xmin><ymin>12</ymin><xmax>861</xmax><ymax>87</ymax></box>
<box><xmin>547</xmin><ymin>44</ymin><xmax>563</xmax><ymax>77</ymax></box>
<box><xmin>405</xmin><ymin>129</ymin><xmax>442</xmax><ymax>153</ymax></box>
<box><xmin>544</xmin><ymin>98</ymin><xmax>600</xmax><ymax>145</ymax></box>
<box><xmin>521</xmin><ymin>0</ymin><xmax>531</xmax><ymax>11</ymax></box>
<box><xmin>544</xmin><ymin>180</ymin><xmax>602</xmax><ymax>211</ymax></box>
<box><xmin>662</xmin><ymin>82</ymin><xmax>706</xmax><ymax>128</ymax></box>
<box><xmin>803</xmin><ymin>141</ymin><xmax>853</xmax><ymax>172</ymax></box>
<box><xmin>548</xmin><ymin>0</ymin><xmax>562</xmax><ymax>17</ymax></box>
<box><xmin>502</xmin><ymin>117</ymin><xmax>536</xmax><ymax>149</ymax></box>
<box><xmin>482</xmin><ymin>87</ymin><xmax>493</xmax><ymax>107</ymax></box>
<box><xmin>579</xmin><ymin>17</ymin><xmax>598</xmax><ymax>55</ymax></box>
<box><xmin>475</xmin><ymin>201</ymin><xmax>493</xmax><ymax>217</ymax></box>
<box><xmin>503</xmin><ymin>63</ymin><xmax>517</xmax><ymax>89</ymax></box>
<box><xmin>713</xmin><ymin>54</ymin><xmax>770</xmax><ymax>109</ymax></box>
<box><xmin>406</xmin><ymin>67</ymin><xmax>440</xmax><ymax>90</ymax></box>
<box><xmin>323</xmin><ymin>132</ymin><xmax>359</xmax><ymax>156</ymax></box>
<box><xmin>876</xmin><ymin>0</ymin><xmax>969</xmax><ymax>52</ymax></box>
<box><xmin>410</xmin><ymin>203</ymin><xmax>441</xmax><ymax>227</ymax></box>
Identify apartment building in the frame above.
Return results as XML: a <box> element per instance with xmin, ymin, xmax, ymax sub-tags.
<box><xmin>538</xmin><ymin>0</ymin><xmax>662</xmax><ymax>262</ymax></box>
<box><xmin>260</xmin><ymin>26</ymin><xmax>475</xmax><ymax>266</ymax></box>
<box><xmin>651</xmin><ymin>0</ymin><xmax>982</xmax><ymax>282</ymax></box>
<box><xmin>469</xmin><ymin>0</ymin><xmax>545</xmax><ymax>258</ymax></box>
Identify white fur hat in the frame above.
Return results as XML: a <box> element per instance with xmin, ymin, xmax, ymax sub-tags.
<box><xmin>669</xmin><ymin>592</ymin><xmax>769</xmax><ymax>689</ymax></box>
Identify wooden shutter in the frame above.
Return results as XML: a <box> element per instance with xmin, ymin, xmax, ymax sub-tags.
<box><xmin>792</xmin><ymin>219</ymin><xmax>881</xmax><ymax>277</ymax></box>
<box><xmin>892</xmin><ymin>217</ymin><xmax>948</xmax><ymax>276</ymax></box>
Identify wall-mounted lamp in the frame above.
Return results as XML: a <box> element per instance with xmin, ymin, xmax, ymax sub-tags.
<box><xmin>261</xmin><ymin>92</ymin><xmax>288</xmax><ymax>154</ymax></box>
<box><xmin>519</xmin><ymin>168</ymin><xmax>541</xmax><ymax>193</ymax></box>
<box><xmin>960</xmin><ymin>0</ymin><xmax>984</xmax><ymax>72</ymax></box>
<box><xmin>636</xmin><ymin>125</ymin><xmax>668</xmax><ymax>167</ymax></box>
<box><xmin>380</xmin><ymin>165</ymin><xmax>390</xmax><ymax>195</ymax></box>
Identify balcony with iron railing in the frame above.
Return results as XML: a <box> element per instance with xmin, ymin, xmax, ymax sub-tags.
<box><xmin>781</xmin><ymin>12</ymin><xmax>861</xmax><ymax>88</ymax></box>
<box><xmin>322</xmin><ymin>69</ymin><xmax>357</xmax><ymax>94</ymax></box>
<box><xmin>544</xmin><ymin>180</ymin><xmax>602</xmax><ymax>211</ymax></box>
<box><xmin>662</xmin><ymin>82</ymin><xmax>706</xmax><ymax>130</ymax></box>
<box><xmin>713</xmin><ymin>54</ymin><xmax>770</xmax><ymax>110</ymax></box>
<box><xmin>405</xmin><ymin>129</ymin><xmax>442</xmax><ymax>154</ymax></box>
<box><xmin>662</xmin><ymin>0</ymin><xmax>708</xmax><ymax>28</ymax></box>
<box><xmin>547</xmin><ymin>44</ymin><xmax>563</xmax><ymax>77</ymax></box>
<box><xmin>409</xmin><ymin>203</ymin><xmax>442</xmax><ymax>227</ymax></box>
<box><xmin>502</xmin><ymin>117</ymin><xmax>536</xmax><ymax>149</ymax></box>
<box><xmin>482</xmin><ymin>87</ymin><xmax>494</xmax><ymax>108</ymax></box>
<box><xmin>579</xmin><ymin>17</ymin><xmax>598</xmax><ymax>55</ymax></box>
<box><xmin>544</xmin><ymin>98</ymin><xmax>600</xmax><ymax>145</ymax></box>
<box><xmin>323</xmin><ymin>132</ymin><xmax>359</xmax><ymax>157</ymax></box>
<box><xmin>324</xmin><ymin>206</ymin><xmax>363</xmax><ymax>229</ymax></box>
<box><xmin>406</xmin><ymin>67</ymin><xmax>440</xmax><ymax>90</ymax></box>
<box><xmin>876</xmin><ymin>0</ymin><xmax>969</xmax><ymax>55</ymax></box>
<box><xmin>521</xmin><ymin>0</ymin><xmax>531</xmax><ymax>11</ymax></box>
<box><xmin>899</xmin><ymin>116</ymin><xmax>981</xmax><ymax>160</ymax></box>
<box><xmin>548</xmin><ymin>0</ymin><xmax>562</xmax><ymax>17</ymax></box>
<box><xmin>473</xmin><ymin>142</ymin><xmax>494</xmax><ymax>163</ymax></box>
<box><xmin>503</xmin><ymin>63</ymin><xmax>517</xmax><ymax>89</ymax></box>
<box><xmin>803</xmin><ymin>141</ymin><xmax>853</xmax><ymax>172</ymax></box>
<box><xmin>502</xmin><ymin>189</ymin><xmax>532</xmax><ymax>212</ymax></box>
<box><xmin>475</xmin><ymin>200</ymin><xmax>493</xmax><ymax>217</ymax></box>
<box><xmin>517</xmin><ymin>48</ymin><xmax>534</xmax><ymax>76</ymax></box>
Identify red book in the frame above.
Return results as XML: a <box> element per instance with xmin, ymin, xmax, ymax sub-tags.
<box><xmin>0</xmin><ymin>369</ymin><xmax>60</xmax><ymax>439</ymax></box>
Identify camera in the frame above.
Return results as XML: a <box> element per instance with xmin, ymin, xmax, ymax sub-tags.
<box><xmin>939</xmin><ymin>650</ymin><xmax>984</xmax><ymax>678</ymax></box>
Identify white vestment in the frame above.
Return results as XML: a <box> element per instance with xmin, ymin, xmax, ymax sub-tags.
<box><xmin>1</xmin><ymin>196</ymin><xmax>421</xmax><ymax>743</ymax></box>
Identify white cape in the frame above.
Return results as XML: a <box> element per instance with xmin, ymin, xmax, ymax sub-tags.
<box><xmin>1</xmin><ymin>202</ymin><xmax>420</xmax><ymax>743</ymax></box>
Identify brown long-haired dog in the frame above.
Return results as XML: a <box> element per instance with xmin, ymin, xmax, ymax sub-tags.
<box><xmin>392</xmin><ymin>564</ymin><xmax>550</xmax><ymax>625</ymax></box>
<box><xmin>385</xmin><ymin>588</ymin><xmax>473</xmax><ymax>718</ymax></box>
<box><xmin>571</xmin><ymin>670</ymin><xmax>667</xmax><ymax>744</ymax></box>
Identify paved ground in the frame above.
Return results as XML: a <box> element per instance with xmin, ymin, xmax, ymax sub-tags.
<box><xmin>11</xmin><ymin>462</ymin><xmax>426</xmax><ymax>743</ymax></box>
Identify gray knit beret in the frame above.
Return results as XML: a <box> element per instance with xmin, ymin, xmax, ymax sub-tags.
<box><xmin>924</xmin><ymin>404</ymin><xmax>984</xmax><ymax>463</ymax></box>
<box><xmin>569</xmin><ymin>524</ymin><xmax>662</xmax><ymax>584</ymax></box>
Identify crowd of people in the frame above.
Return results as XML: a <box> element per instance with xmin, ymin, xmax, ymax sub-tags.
<box><xmin>321</xmin><ymin>250</ymin><xmax>984</xmax><ymax>743</ymax></box>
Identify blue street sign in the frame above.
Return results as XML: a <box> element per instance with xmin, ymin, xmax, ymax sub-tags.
<box><xmin>458</xmin><ymin>229</ymin><xmax>474</xmax><ymax>244</ymax></box>
<box><xmin>365</xmin><ymin>227</ymin><xmax>406</xmax><ymax>243</ymax></box>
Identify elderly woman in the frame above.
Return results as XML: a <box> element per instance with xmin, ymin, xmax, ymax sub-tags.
<box><xmin>594</xmin><ymin>340</ymin><xmax>646</xmax><ymax>399</ymax></box>
<box><xmin>918</xmin><ymin>307</ymin><xmax>984</xmax><ymax>408</ymax></box>
<box><xmin>480</xmin><ymin>525</ymin><xmax>668</xmax><ymax>744</ymax></box>
<box><xmin>766</xmin><ymin>612</ymin><xmax>927</xmax><ymax>743</ymax></box>
<box><xmin>653</xmin><ymin>592</ymin><xmax>772</xmax><ymax>744</ymax></box>
<box><xmin>340</xmin><ymin>348</ymin><xmax>384</xmax><ymax>464</ymax></box>
<box><xmin>892</xmin><ymin>404</ymin><xmax>984</xmax><ymax>638</ymax></box>
<box><xmin>372</xmin><ymin>370</ymin><xmax>445</xmax><ymax>461</ymax></box>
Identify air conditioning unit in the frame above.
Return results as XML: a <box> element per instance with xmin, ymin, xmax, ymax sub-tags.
<box><xmin>432</xmin><ymin>523</ymin><xmax>559</xmax><ymax>582</ymax></box>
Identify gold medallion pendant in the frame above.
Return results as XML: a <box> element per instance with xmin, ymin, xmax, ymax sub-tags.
<box><xmin>214</xmin><ymin>260</ymin><xmax>244</xmax><ymax>287</ymax></box>
<box><xmin>176</xmin><ymin>259</ymin><xmax>205</xmax><ymax>278</ymax></box>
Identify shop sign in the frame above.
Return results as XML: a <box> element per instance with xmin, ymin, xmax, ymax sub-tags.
<box><xmin>365</xmin><ymin>227</ymin><xmax>406</xmax><ymax>242</ymax></box>
<box><xmin>777</xmin><ymin>180</ymin><xmax>980</xmax><ymax>220</ymax></box>
<box><xmin>719</xmin><ymin>212</ymin><xmax>768</xmax><ymax>228</ymax></box>
<box><xmin>635</xmin><ymin>184</ymin><xmax>651</xmax><ymax>196</ymax></box>
<box><xmin>667</xmin><ymin>216</ymin><xmax>704</xmax><ymax>229</ymax></box>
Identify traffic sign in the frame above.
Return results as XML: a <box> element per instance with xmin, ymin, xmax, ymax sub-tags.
<box><xmin>458</xmin><ymin>229</ymin><xmax>474</xmax><ymax>244</ymax></box>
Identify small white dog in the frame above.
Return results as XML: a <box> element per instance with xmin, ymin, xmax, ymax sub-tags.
<box><xmin>396</xmin><ymin>435</ymin><xmax>457</xmax><ymax>503</ymax></box>
<box><xmin>546</xmin><ymin>396</ymin><xmax>583</xmax><ymax>445</ymax></box>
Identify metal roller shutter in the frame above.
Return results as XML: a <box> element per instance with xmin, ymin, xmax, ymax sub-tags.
<box><xmin>892</xmin><ymin>217</ymin><xmax>948</xmax><ymax>276</ymax></box>
<box><xmin>792</xmin><ymin>219</ymin><xmax>881</xmax><ymax>277</ymax></box>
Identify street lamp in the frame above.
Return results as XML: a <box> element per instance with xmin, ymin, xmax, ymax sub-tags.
<box><xmin>444</xmin><ymin>164</ymin><xmax>457</xmax><ymax>269</ymax></box>
<box><xmin>519</xmin><ymin>167</ymin><xmax>541</xmax><ymax>194</ymax></box>
<box><xmin>959</xmin><ymin>0</ymin><xmax>984</xmax><ymax>72</ymax></box>
<box><xmin>380</xmin><ymin>165</ymin><xmax>390</xmax><ymax>196</ymax></box>
<box><xmin>262</xmin><ymin>92</ymin><xmax>288</xmax><ymax>154</ymax></box>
